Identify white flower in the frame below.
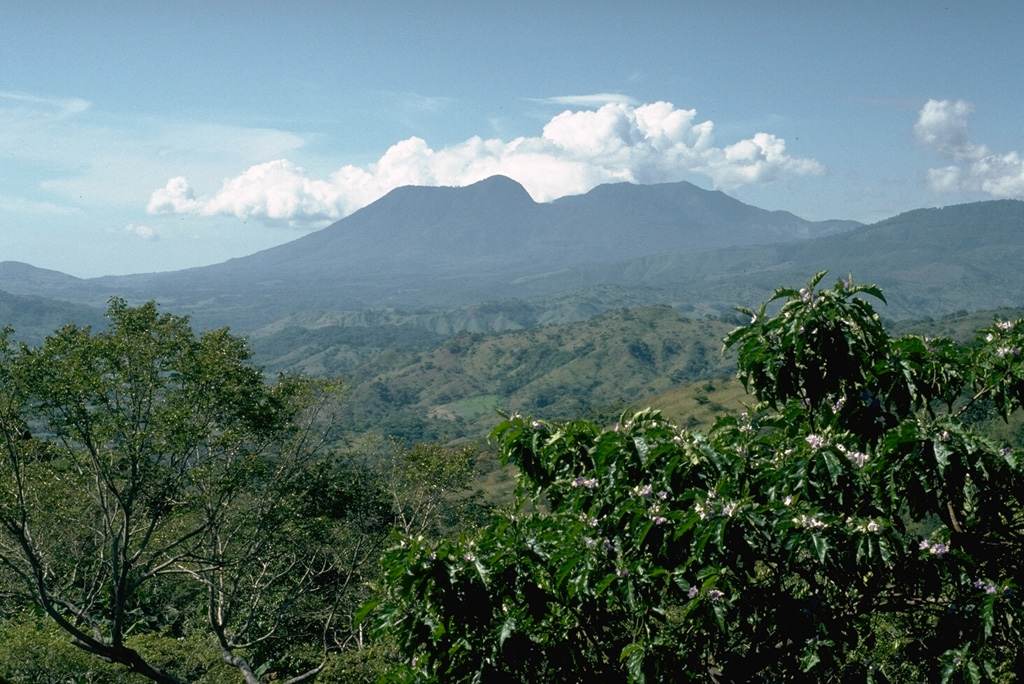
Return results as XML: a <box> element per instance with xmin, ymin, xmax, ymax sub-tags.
<box><xmin>846</xmin><ymin>450</ymin><xmax>869</xmax><ymax>468</ymax></box>
<box><xmin>974</xmin><ymin>579</ymin><xmax>998</xmax><ymax>594</ymax></box>
<box><xmin>805</xmin><ymin>434</ymin><xmax>827</xmax><ymax>450</ymax></box>
<box><xmin>793</xmin><ymin>514</ymin><xmax>828</xmax><ymax>530</ymax></box>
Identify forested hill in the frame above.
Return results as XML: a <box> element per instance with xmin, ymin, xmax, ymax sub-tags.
<box><xmin>0</xmin><ymin>177</ymin><xmax>857</xmax><ymax>331</ymax></box>
<box><xmin>0</xmin><ymin>289</ymin><xmax>104</xmax><ymax>344</ymax></box>
<box><xmin>258</xmin><ymin>306</ymin><xmax>740</xmax><ymax>443</ymax></box>
<box><xmin>1</xmin><ymin>183</ymin><xmax>1022</xmax><ymax>337</ymax></box>
<box><xmin>511</xmin><ymin>198</ymin><xmax>1024</xmax><ymax>321</ymax></box>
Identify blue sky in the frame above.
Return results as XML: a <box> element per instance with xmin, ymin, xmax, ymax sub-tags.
<box><xmin>3</xmin><ymin>1</ymin><xmax>1023</xmax><ymax>277</ymax></box>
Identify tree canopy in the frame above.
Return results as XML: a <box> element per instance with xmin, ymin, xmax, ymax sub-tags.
<box><xmin>0</xmin><ymin>299</ymin><xmax>361</xmax><ymax>684</ymax></box>
<box><xmin>373</xmin><ymin>272</ymin><xmax>1024</xmax><ymax>683</ymax></box>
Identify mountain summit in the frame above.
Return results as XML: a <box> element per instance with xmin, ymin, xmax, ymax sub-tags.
<box><xmin>1</xmin><ymin>177</ymin><xmax>859</xmax><ymax>329</ymax></box>
<box><xmin>182</xmin><ymin>176</ymin><xmax>856</xmax><ymax>281</ymax></box>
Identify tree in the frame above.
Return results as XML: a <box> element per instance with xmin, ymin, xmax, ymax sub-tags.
<box><xmin>379</xmin><ymin>438</ymin><xmax>480</xmax><ymax>538</ymax></box>
<box><xmin>0</xmin><ymin>299</ymin><xmax>358</xmax><ymax>684</ymax></box>
<box><xmin>374</xmin><ymin>273</ymin><xmax>1024</xmax><ymax>683</ymax></box>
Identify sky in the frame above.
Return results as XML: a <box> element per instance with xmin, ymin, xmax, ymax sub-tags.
<box><xmin>2</xmin><ymin>1</ymin><xmax>1023</xmax><ymax>278</ymax></box>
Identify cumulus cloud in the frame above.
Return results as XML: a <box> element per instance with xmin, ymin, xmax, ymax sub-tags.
<box><xmin>148</xmin><ymin>101</ymin><xmax>825</xmax><ymax>227</ymax></box>
<box><xmin>124</xmin><ymin>223</ymin><xmax>159</xmax><ymax>241</ymax></box>
<box><xmin>915</xmin><ymin>99</ymin><xmax>1024</xmax><ymax>198</ymax></box>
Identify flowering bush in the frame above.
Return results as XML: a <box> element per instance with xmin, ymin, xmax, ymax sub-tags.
<box><xmin>372</xmin><ymin>273</ymin><xmax>1024</xmax><ymax>683</ymax></box>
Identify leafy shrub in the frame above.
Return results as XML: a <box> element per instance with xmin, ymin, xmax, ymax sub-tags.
<box><xmin>373</xmin><ymin>273</ymin><xmax>1024</xmax><ymax>683</ymax></box>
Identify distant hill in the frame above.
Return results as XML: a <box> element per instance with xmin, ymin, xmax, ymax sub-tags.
<box><xmin>3</xmin><ymin>180</ymin><xmax>1023</xmax><ymax>336</ymax></box>
<box><xmin>267</xmin><ymin>300</ymin><xmax>1024</xmax><ymax>445</ymax></box>
<box><xmin>510</xmin><ymin>199</ymin><xmax>1024</xmax><ymax>320</ymax></box>
<box><xmin>0</xmin><ymin>177</ymin><xmax>857</xmax><ymax>331</ymax></box>
<box><xmin>0</xmin><ymin>289</ymin><xmax>105</xmax><ymax>344</ymax></box>
<box><xmin>298</xmin><ymin>306</ymin><xmax>740</xmax><ymax>443</ymax></box>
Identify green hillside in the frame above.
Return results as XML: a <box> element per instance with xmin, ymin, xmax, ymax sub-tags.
<box><xmin>328</xmin><ymin>306</ymin><xmax>739</xmax><ymax>442</ymax></box>
<box><xmin>0</xmin><ymin>289</ymin><xmax>106</xmax><ymax>344</ymax></box>
<box><xmin>261</xmin><ymin>298</ymin><xmax>1024</xmax><ymax>446</ymax></box>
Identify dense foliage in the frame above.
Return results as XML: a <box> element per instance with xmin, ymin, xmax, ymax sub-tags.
<box><xmin>0</xmin><ymin>299</ymin><xmax>375</xmax><ymax>684</ymax></box>
<box><xmin>374</xmin><ymin>272</ymin><xmax>1024</xmax><ymax>683</ymax></box>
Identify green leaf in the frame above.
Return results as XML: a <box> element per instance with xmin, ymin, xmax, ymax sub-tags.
<box><xmin>799</xmin><ymin>647</ymin><xmax>821</xmax><ymax>673</ymax></box>
<box><xmin>595</xmin><ymin>572</ymin><xmax>618</xmax><ymax>595</ymax></box>
<box><xmin>821</xmin><ymin>449</ymin><xmax>845</xmax><ymax>484</ymax></box>
<box><xmin>933</xmin><ymin>439</ymin><xmax>951</xmax><ymax>477</ymax></box>
<box><xmin>877</xmin><ymin>536</ymin><xmax>891</xmax><ymax>565</ymax></box>
<box><xmin>811</xmin><ymin>533</ymin><xmax>829</xmax><ymax>564</ymax></box>
<box><xmin>499</xmin><ymin>617</ymin><xmax>516</xmax><ymax>647</ymax></box>
<box><xmin>633</xmin><ymin>435</ymin><xmax>650</xmax><ymax>464</ymax></box>
<box><xmin>981</xmin><ymin>593</ymin><xmax>997</xmax><ymax>638</ymax></box>
<box><xmin>621</xmin><ymin>642</ymin><xmax>646</xmax><ymax>684</ymax></box>
<box><xmin>353</xmin><ymin>597</ymin><xmax>381</xmax><ymax>626</ymax></box>
<box><xmin>966</xmin><ymin>659</ymin><xmax>981</xmax><ymax>684</ymax></box>
<box><xmin>712</xmin><ymin>601</ymin><xmax>728</xmax><ymax>632</ymax></box>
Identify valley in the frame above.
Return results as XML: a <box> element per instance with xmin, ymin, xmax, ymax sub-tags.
<box><xmin>3</xmin><ymin>179</ymin><xmax>1024</xmax><ymax>447</ymax></box>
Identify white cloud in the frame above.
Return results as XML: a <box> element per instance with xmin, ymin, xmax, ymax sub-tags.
<box><xmin>124</xmin><ymin>223</ymin><xmax>159</xmax><ymax>241</ymax></box>
<box><xmin>386</xmin><ymin>91</ymin><xmax>456</xmax><ymax>114</ymax></box>
<box><xmin>0</xmin><ymin>91</ymin><xmax>90</xmax><ymax>119</ymax></box>
<box><xmin>147</xmin><ymin>101</ymin><xmax>825</xmax><ymax>227</ymax></box>
<box><xmin>535</xmin><ymin>93</ymin><xmax>641</xmax><ymax>107</ymax></box>
<box><xmin>0</xmin><ymin>194</ymin><xmax>80</xmax><ymax>216</ymax></box>
<box><xmin>1</xmin><ymin>91</ymin><xmax>308</xmax><ymax>208</ymax></box>
<box><xmin>915</xmin><ymin>99</ymin><xmax>1024</xmax><ymax>198</ymax></box>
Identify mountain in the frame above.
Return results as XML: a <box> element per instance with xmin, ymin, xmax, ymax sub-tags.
<box><xmin>0</xmin><ymin>177</ymin><xmax>857</xmax><ymax>330</ymax></box>
<box><xmin>0</xmin><ymin>288</ymin><xmax>106</xmax><ymax>344</ymax></box>
<box><xmin>4</xmin><ymin>179</ymin><xmax>1023</xmax><ymax>337</ymax></box>
<box><xmin>522</xmin><ymin>199</ymin><xmax>1024</xmax><ymax>320</ymax></box>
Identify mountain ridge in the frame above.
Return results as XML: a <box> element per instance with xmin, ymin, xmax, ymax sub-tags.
<box><xmin>0</xmin><ymin>177</ymin><xmax>861</xmax><ymax>329</ymax></box>
<box><xmin>4</xmin><ymin>180</ymin><xmax>1022</xmax><ymax>336</ymax></box>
